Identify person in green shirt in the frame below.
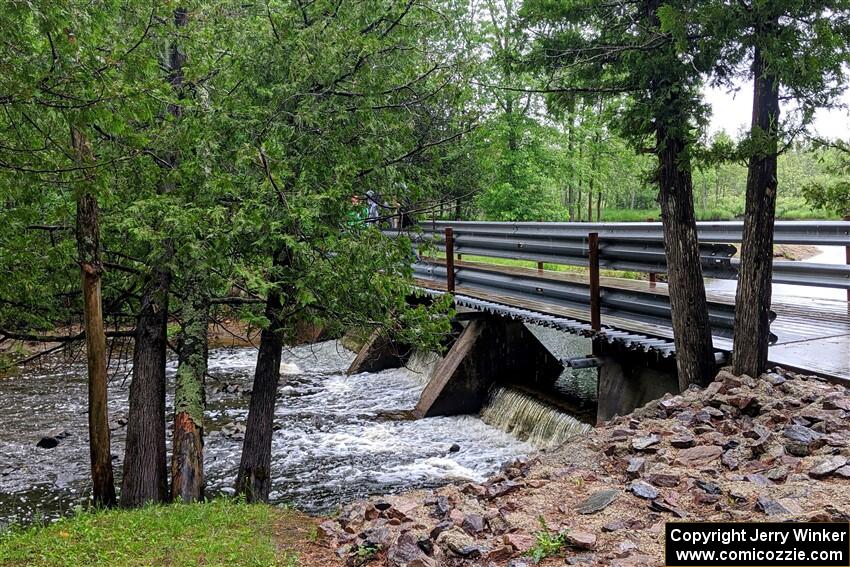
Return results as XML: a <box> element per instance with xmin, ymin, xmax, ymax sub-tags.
<box><xmin>347</xmin><ymin>194</ymin><xmax>367</xmax><ymax>226</ymax></box>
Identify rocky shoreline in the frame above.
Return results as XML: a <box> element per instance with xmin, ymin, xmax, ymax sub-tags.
<box><xmin>318</xmin><ymin>367</ymin><xmax>850</xmax><ymax>566</ymax></box>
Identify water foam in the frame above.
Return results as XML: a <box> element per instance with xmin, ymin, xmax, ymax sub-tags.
<box><xmin>404</xmin><ymin>351</ymin><xmax>442</xmax><ymax>384</ymax></box>
<box><xmin>1</xmin><ymin>339</ymin><xmax>536</xmax><ymax>522</ymax></box>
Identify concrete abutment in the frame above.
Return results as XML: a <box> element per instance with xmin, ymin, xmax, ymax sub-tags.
<box><xmin>594</xmin><ymin>339</ymin><xmax>679</xmax><ymax>424</ymax></box>
<box><xmin>346</xmin><ymin>313</ymin><xmax>685</xmax><ymax>428</ymax></box>
<box><xmin>413</xmin><ymin>318</ymin><xmax>563</xmax><ymax>418</ymax></box>
<box><xmin>346</xmin><ymin>328</ymin><xmax>410</xmax><ymax>375</ymax></box>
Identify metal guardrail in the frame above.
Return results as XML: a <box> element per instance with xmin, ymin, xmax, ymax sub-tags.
<box><xmin>733</xmin><ymin>259</ymin><xmax>850</xmax><ymax>289</ymax></box>
<box><xmin>388</xmin><ymin>219</ymin><xmax>850</xmax><ymax>290</ymax></box>
<box><xmin>412</xmin><ymin>261</ymin><xmax>775</xmax><ymax>341</ymax></box>
<box><xmin>388</xmin><ymin>220</ymin><xmax>850</xmax><ymax>350</ymax></box>
<box><xmin>401</xmin><ymin>231</ymin><xmax>739</xmax><ymax>280</ymax></box>
<box><xmin>419</xmin><ymin>220</ymin><xmax>850</xmax><ymax>246</ymax></box>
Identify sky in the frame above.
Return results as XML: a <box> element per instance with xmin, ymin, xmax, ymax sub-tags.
<box><xmin>704</xmin><ymin>79</ymin><xmax>850</xmax><ymax>140</ymax></box>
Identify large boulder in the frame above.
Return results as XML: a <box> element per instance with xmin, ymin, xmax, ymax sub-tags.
<box><xmin>36</xmin><ymin>428</ymin><xmax>70</xmax><ymax>449</ymax></box>
<box><xmin>387</xmin><ymin>532</ymin><xmax>434</xmax><ymax>567</ymax></box>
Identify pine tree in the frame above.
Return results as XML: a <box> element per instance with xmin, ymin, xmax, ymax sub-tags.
<box><xmin>687</xmin><ymin>0</ymin><xmax>850</xmax><ymax>376</ymax></box>
<box><xmin>524</xmin><ymin>0</ymin><xmax>717</xmax><ymax>387</ymax></box>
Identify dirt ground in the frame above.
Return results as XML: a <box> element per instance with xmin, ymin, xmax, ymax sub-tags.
<box><xmin>772</xmin><ymin>244</ymin><xmax>820</xmax><ymax>261</ymax></box>
<box><xmin>318</xmin><ymin>367</ymin><xmax>850</xmax><ymax>567</ymax></box>
<box><xmin>272</xmin><ymin>510</ymin><xmax>340</xmax><ymax>566</ymax></box>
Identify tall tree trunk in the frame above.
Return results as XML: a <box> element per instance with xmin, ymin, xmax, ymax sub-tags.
<box><xmin>576</xmin><ymin>189</ymin><xmax>582</xmax><ymax>221</ymax></box>
<box><xmin>656</xmin><ymin>126</ymin><xmax>716</xmax><ymax>389</ymax></box>
<box><xmin>168</xmin><ymin>8</ymin><xmax>203</xmax><ymax>502</ymax></box>
<box><xmin>235</xmin><ymin>249</ymin><xmax>291</xmax><ymax>502</ymax></box>
<box><xmin>644</xmin><ymin>0</ymin><xmax>715</xmax><ymax>389</ymax></box>
<box><xmin>596</xmin><ymin>191</ymin><xmax>602</xmax><ymax>221</ymax></box>
<box><xmin>576</xmin><ymin>145</ymin><xmax>583</xmax><ymax>222</ymax></box>
<box><xmin>122</xmin><ymin>266</ymin><xmax>170</xmax><ymax>506</ymax></box>
<box><xmin>122</xmin><ymin>8</ymin><xmax>188</xmax><ymax>507</ymax></box>
<box><xmin>715</xmin><ymin>170</ymin><xmax>720</xmax><ymax>209</ymax></box>
<box><xmin>732</xmin><ymin>43</ymin><xmax>779</xmax><ymax>378</ymax></box>
<box><xmin>567</xmin><ymin>109</ymin><xmax>575</xmax><ymax>222</ymax></box>
<box><xmin>589</xmin><ymin>103</ymin><xmax>601</xmax><ymax>222</ymax></box>
<box><xmin>72</xmin><ymin>125</ymin><xmax>116</xmax><ymax>508</ymax></box>
<box><xmin>171</xmin><ymin>283</ymin><xmax>208</xmax><ymax>502</ymax></box>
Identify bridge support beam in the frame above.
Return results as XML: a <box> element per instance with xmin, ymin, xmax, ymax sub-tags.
<box><xmin>347</xmin><ymin>329</ymin><xmax>409</xmax><ymax>375</ymax></box>
<box><xmin>414</xmin><ymin>318</ymin><xmax>562</xmax><ymax>418</ymax></box>
<box><xmin>595</xmin><ymin>339</ymin><xmax>679</xmax><ymax>424</ymax></box>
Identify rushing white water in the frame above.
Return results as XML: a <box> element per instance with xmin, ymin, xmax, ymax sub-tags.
<box><xmin>0</xmin><ymin>340</ymin><xmax>531</xmax><ymax>527</ymax></box>
<box><xmin>403</xmin><ymin>350</ymin><xmax>443</xmax><ymax>384</ymax></box>
<box><xmin>480</xmin><ymin>386</ymin><xmax>592</xmax><ymax>448</ymax></box>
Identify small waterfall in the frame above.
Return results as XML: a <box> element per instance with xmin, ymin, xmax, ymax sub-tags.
<box><xmin>480</xmin><ymin>386</ymin><xmax>592</xmax><ymax>448</ymax></box>
<box><xmin>404</xmin><ymin>351</ymin><xmax>442</xmax><ymax>384</ymax></box>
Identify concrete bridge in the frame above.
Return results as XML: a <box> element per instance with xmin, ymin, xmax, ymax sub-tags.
<box><xmin>354</xmin><ymin>220</ymin><xmax>850</xmax><ymax>424</ymax></box>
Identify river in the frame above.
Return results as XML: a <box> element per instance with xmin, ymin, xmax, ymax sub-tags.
<box><xmin>0</xmin><ymin>330</ymin><xmax>595</xmax><ymax>529</ymax></box>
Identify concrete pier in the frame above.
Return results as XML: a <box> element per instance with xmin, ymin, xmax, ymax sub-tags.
<box><xmin>346</xmin><ymin>328</ymin><xmax>409</xmax><ymax>375</ymax></box>
<box><xmin>595</xmin><ymin>339</ymin><xmax>679</xmax><ymax>424</ymax></box>
<box><xmin>414</xmin><ymin>318</ymin><xmax>562</xmax><ymax>417</ymax></box>
<box><xmin>351</xmin><ymin>310</ymin><xmax>686</xmax><ymax>429</ymax></box>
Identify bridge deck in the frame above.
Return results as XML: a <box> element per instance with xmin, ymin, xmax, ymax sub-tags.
<box><xmin>706</xmin><ymin>288</ymin><xmax>850</xmax><ymax>380</ymax></box>
<box><xmin>416</xmin><ymin>260</ymin><xmax>850</xmax><ymax>381</ymax></box>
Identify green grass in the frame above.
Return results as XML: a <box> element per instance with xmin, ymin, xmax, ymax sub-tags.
<box><xmin>773</xmin><ymin>205</ymin><xmax>840</xmax><ymax>220</ymax></box>
<box><xmin>599</xmin><ymin>208</ymin><xmax>665</xmax><ymax>222</ymax></box>
<box><xmin>456</xmin><ymin>254</ymin><xmax>644</xmax><ymax>280</ymax></box>
<box><xmin>0</xmin><ymin>499</ymin><xmax>300</xmax><ymax>567</ymax></box>
<box><xmin>601</xmin><ymin>205</ymin><xmax>839</xmax><ymax>222</ymax></box>
<box><xmin>527</xmin><ymin>517</ymin><xmax>567</xmax><ymax>563</ymax></box>
<box><xmin>601</xmin><ymin>207</ymin><xmax>741</xmax><ymax>221</ymax></box>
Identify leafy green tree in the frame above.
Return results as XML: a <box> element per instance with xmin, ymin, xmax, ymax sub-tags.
<box><xmin>0</xmin><ymin>1</ymin><xmax>176</xmax><ymax>507</ymax></box>
<box><xmin>120</xmin><ymin>5</ymin><xmax>187</xmax><ymax>509</ymax></box>
<box><xmin>179</xmin><ymin>1</ymin><xmax>467</xmax><ymax>502</ymax></box>
<box><xmin>1</xmin><ymin>0</ymin><xmax>465</xmax><ymax>508</ymax></box>
<box><xmin>524</xmin><ymin>0</ymin><xmax>717</xmax><ymax>388</ymax></box>
<box><xmin>686</xmin><ymin>0</ymin><xmax>850</xmax><ymax>376</ymax></box>
<box><xmin>803</xmin><ymin>179</ymin><xmax>850</xmax><ymax>216</ymax></box>
<box><xmin>803</xmin><ymin>141</ymin><xmax>850</xmax><ymax>216</ymax></box>
<box><xmin>455</xmin><ymin>0</ymin><xmax>565</xmax><ymax>221</ymax></box>
<box><xmin>475</xmin><ymin>116</ymin><xmax>567</xmax><ymax>221</ymax></box>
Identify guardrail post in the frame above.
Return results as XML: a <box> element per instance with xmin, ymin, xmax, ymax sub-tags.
<box><xmin>845</xmin><ymin>215</ymin><xmax>849</xmax><ymax>303</ymax></box>
<box><xmin>647</xmin><ymin>217</ymin><xmax>657</xmax><ymax>287</ymax></box>
<box><xmin>589</xmin><ymin>232</ymin><xmax>601</xmax><ymax>331</ymax></box>
<box><xmin>537</xmin><ymin>261</ymin><xmax>544</xmax><ymax>272</ymax></box>
<box><xmin>445</xmin><ymin>227</ymin><xmax>455</xmax><ymax>293</ymax></box>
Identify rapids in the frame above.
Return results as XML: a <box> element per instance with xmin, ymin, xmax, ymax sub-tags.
<box><xmin>0</xmin><ymin>340</ymin><xmax>530</xmax><ymax>527</ymax></box>
<box><xmin>0</xmin><ymin>327</ymin><xmax>596</xmax><ymax>529</ymax></box>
